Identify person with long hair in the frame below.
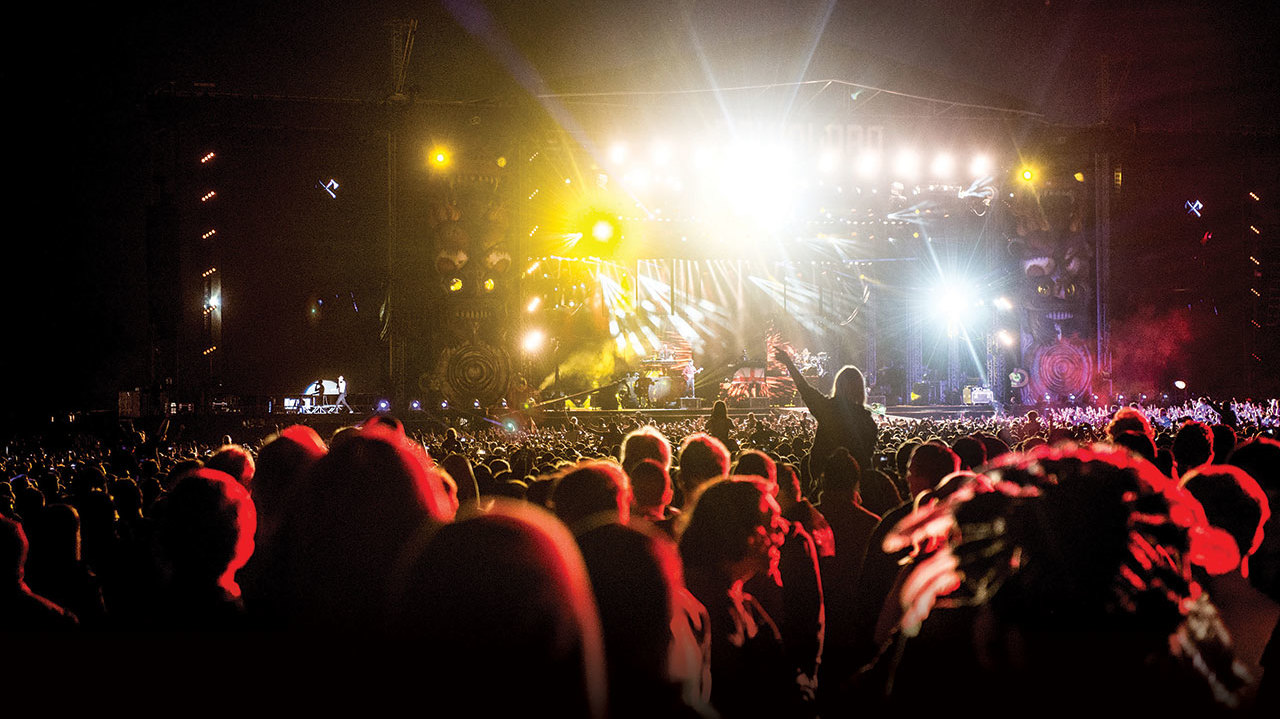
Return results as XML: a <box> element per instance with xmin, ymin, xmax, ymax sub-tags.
<box><xmin>705</xmin><ymin>400</ymin><xmax>736</xmax><ymax>452</ymax></box>
<box><xmin>775</xmin><ymin>348</ymin><xmax>878</xmax><ymax>482</ymax></box>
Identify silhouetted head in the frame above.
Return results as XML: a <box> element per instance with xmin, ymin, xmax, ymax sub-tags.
<box><xmin>820</xmin><ymin>447</ymin><xmax>862</xmax><ymax>501</ymax></box>
<box><xmin>1182</xmin><ymin>464</ymin><xmax>1270</xmax><ymax>578</ymax></box>
<box><xmin>678</xmin><ymin>476</ymin><xmax>783</xmax><ymax>585</ymax></box>
<box><xmin>1172</xmin><ymin>421</ymin><xmax>1214</xmax><ymax>474</ymax></box>
<box><xmin>205</xmin><ymin>444</ymin><xmax>255</xmax><ymax>489</ymax></box>
<box><xmin>552</xmin><ymin>459</ymin><xmax>631</xmax><ymax>532</ymax></box>
<box><xmin>906</xmin><ymin>443</ymin><xmax>961</xmax><ymax>496</ymax></box>
<box><xmin>158</xmin><ymin>468</ymin><xmax>256</xmax><ymax>595</ymax></box>
<box><xmin>621</xmin><ymin>425</ymin><xmax>672</xmax><ymax>472</ymax></box>
<box><xmin>629</xmin><ymin>458</ymin><xmax>673</xmax><ymax>515</ymax></box>
<box><xmin>678</xmin><ymin>433</ymin><xmax>730</xmax><ymax>495</ymax></box>
<box><xmin>252</xmin><ymin>424</ymin><xmax>327</xmax><ymax>519</ymax></box>
<box><xmin>732</xmin><ymin>449</ymin><xmax>777</xmax><ymax>488</ymax></box>
<box><xmin>399</xmin><ymin>499</ymin><xmax>607</xmax><ymax>718</ymax></box>
<box><xmin>832</xmin><ymin>365</ymin><xmax>868</xmax><ymax>405</ymax></box>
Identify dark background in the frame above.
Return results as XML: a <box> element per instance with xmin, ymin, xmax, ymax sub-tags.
<box><xmin>7</xmin><ymin>1</ymin><xmax>1279</xmax><ymax>425</ymax></box>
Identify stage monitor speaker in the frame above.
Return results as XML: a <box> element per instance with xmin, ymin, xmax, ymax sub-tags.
<box><xmin>680</xmin><ymin>397</ymin><xmax>702</xmax><ymax>409</ymax></box>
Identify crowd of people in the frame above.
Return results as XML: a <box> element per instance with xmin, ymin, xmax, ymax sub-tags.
<box><xmin>2</xmin><ymin>381</ymin><xmax>1279</xmax><ymax>715</ymax></box>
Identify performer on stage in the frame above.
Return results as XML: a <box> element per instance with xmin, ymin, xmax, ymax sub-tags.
<box><xmin>312</xmin><ymin>378</ymin><xmax>324</xmax><ymax>410</ymax></box>
<box><xmin>682</xmin><ymin>362</ymin><xmax>701</xmax><ymax>398</ymax></box>
<box><xmin>634</xmin><ymin>374</ymin><xmax>654</xmax><ymax>409</ymax></box>
<box><xmin>336</xmin><ymin>375</ymin><xmax>353</xmax><ymax>413</ymax></box>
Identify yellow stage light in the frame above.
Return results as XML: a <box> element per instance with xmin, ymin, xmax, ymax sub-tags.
<box><xmin>1020</xmin><ymin>167</ymin><xmax>1035</xmax><ymax>182</ymax></box>
<box><xmin>448</xmin><ymin>278</ymin><xmax>463</xmax><ymax>292</ymax></box>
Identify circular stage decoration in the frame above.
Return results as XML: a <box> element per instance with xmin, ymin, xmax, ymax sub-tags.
<box><xmin>1008</xmin><ymin>369</ymin><xmax>1029</xmax><ymax>388</ymax></box>
<box><xmin>436</xmin><ymin>341</ymin><xmax>512</xmax><ymax>406</ymax></box>
<box><xmin>1029</xmin><ymin>340</ymin><xmax>1093</xmax><ymax>400</ymax></box>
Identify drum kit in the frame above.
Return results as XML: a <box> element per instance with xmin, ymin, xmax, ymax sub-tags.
<box><xmin>623</xmin><ymin>358</ymin><xmax>686</xmax><ymax>408</ymax></box>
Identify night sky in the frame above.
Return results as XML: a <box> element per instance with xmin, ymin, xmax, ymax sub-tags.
<box><xmin>7</xmin><ymin>1</ymin><xmax>1279</xmax><ymax>425</ymax></box>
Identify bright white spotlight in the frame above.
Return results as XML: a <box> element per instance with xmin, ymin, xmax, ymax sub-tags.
<box><xmin>376</xmin><ymin>399</ymin><xmax>391</xmax><ymax>412</ymax></box>
<box><xmin>409</xmin><ymin>400</ymin><xmax>422</xmax><ymax>411</ymax></box>
<box><xmin>996</xmin><ymin>330</ymin><xmax>1015</xmax><ymax>346</ymax></box>
<box><xmin>692</xmin><ymin>145</ymin><xmax>715</xmax><ymax>169</ymax></box>
<box><xmin>856</xmin><ymin>150</ymin><xmax>881</xmax><ymax>180</ymax></box>
<box><xmin>1174</xmin><ymin>380</ymin><xmax>1186</xmax><ymax>390</ymax></box>
<box><xmin>591</xmin><ymin>219</ymin><xmax>615</xmax><ymax>242</ymax></box>
<box><xmin>970</xmin><ymin>154</ymin><xmax>994</xmax><ymax>178</ymax></box>
<box><xmin>931</xmin><ymin>152</ymin><xmax>956</xmax><ymax>179</ymax></box>
<box><xmin>651</xmin><ymin>140</ymin><xmax>672</xmax><ymax>166</ymax></box>
<box><xmin>608</xmin><ymin>142</ymin><xmax>628</xmax><ymax>165</ymax></box>
<box><xmin>522</xmin><ymin>329</ymin><xmax>546</xmax><ymax>354</ymax></box>
<box><xmin>622</xmin><ymin>167</ymin><xmax>651</xmax><ymax>191</ymax></box>
<box><xmin>893</xmin><ymin>149</ymin><xmax>921</xmax><ymax>180</ymax></box>
<box><xmin>994</xmin><ymin>296</ymin><xmax>1013</xmax><ymax>311</ymax></box>
<box><xmin>932</xmin><ymin>283</ymin><xmax>976</xmax><ymax>335</ymax></box>
<box><xmin>818</xmin><ymin>149</ymin><xmax>841</xmax><ymax>174</ymax></box>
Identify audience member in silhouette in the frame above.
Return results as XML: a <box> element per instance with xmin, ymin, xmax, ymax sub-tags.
<box><xmin>815</xmin><ymin>447</ymin><xmax>881</xmax><ymax>693</ymax></box>
<box><xmin>630</xmin><ymin>458</ymin><xmax>680</xmax><ymax>529</ymax></box>
<box><xmin>1180</xmin><ymin>463</ymin><xmax>1275</xmax><ymax>697</ymax></box>
<box><xmin>675</xmin><ymin>433</ymin><xmax>732</xmax><ymax>511</ymax></box>
<box><xmin>237</xmin><ymin>424</ymin><xmax>327</xmax><ymax>628</ymax></box>
<box><xmin>1229</xmin><ymin>436</ymin><xmax>1280</xmax><ymax>714</ymax></box>
<box><xmin>775</xmin><ymin>347</ymin><xmax>878</xmax><ymax>487</ymax></box>
<box><xmin>271</xmin><ymin>422</ymin><xmax>453</xmax><ymax>634</ymax></box>
<box><xmin>1</xmin><ymin>514</ymin><xmax>78</xmax><ymax>632</ymax></box>
<box><xmin>577</xmin><ymin>520</ymin><xmax>712</xmax><ymax>718</ymax></box>
<box><xmin>856</xmin><ymin>468</ymin><xmax>904</xmax><ymax>518</ymax></box>
<box><xmin>866</xmin><ymin>444</ymin><xmax>1248</xmax><ymax>715</ymax></box>
<box><xmin>438</xmin><ymin>452</ymin><xmax>482</xmax><ymax>512</ymax></box>
<box><xmin>1174</xmin><ymin>420</ymin><xmax>1216</xmax><ymax>477</ymax></box>
<box><xmin>1112</xmin><ymin>428</ymin><xmax>1159</xmax><ymax>463</ymax></box>
<box><xmin>705</xmin><ymin>400</ymin><xmax>737</xmax><ymax>453</ymax></box>
<box><xmin>733</xmin><ymin>450</ymin><xmax>824</xmax><ymax>709</ymax></box>
<box><xmin>22</xmin><ymin>503</ymin><xmax>107</xmax><ymax>628</ymax></box>
<box><xmin>950</xmin><ymin>434</ymin><xmax>987</xmax><ymax>471</ymax></box>
<box><xmin>394</xmin><ymin>499</ymin><xmax>608</xmax><ymax>719</ymax></box>
<box><xmin>621</xmin><ymin>425</ymin><xmax>672</xmax><ymax>474</ymax></box>
<box><xmin>204</xmin><ymin>443</ymin><xmax>255</xmax><ymax>489</ymax></box>
<box><xmin>153</xmin><ymin>468</ymin><xmax>256</xmax><ymax>631</ymax></box>
<box><xmin>1212</xmin><ymin>423</ymin><xmax>1238</xmax><ymax>463</ymax></box>
<box><xmin>551</xmin><ymin>459</ymin><xmax>632</xmax><ymax>535</ymax></box>
<box><xmin>846</xmin><ymin>442</ymin><xmax>960</xmax><ymax>668</ymax></box>
<box><xmin>776</xmin><ymin>461</ymin><xmax>834</xmax><ymax>561</ymax></box>
<box><xmin>678</xmin><ymin>476</ymin><xmax>810</xmax><ymax>718</ymax></box>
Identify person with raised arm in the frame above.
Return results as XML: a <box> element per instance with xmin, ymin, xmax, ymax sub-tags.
<box><xmin>774</xmin><ymin>347</ymin><xmax>878</xmax><ymax>482</ymax></box>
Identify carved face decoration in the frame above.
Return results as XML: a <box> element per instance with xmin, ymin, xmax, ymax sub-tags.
<box><xmin>1008</xmin><ymin>168</ymin><xmax>1093</xmax><ymax>345</ymax></box>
